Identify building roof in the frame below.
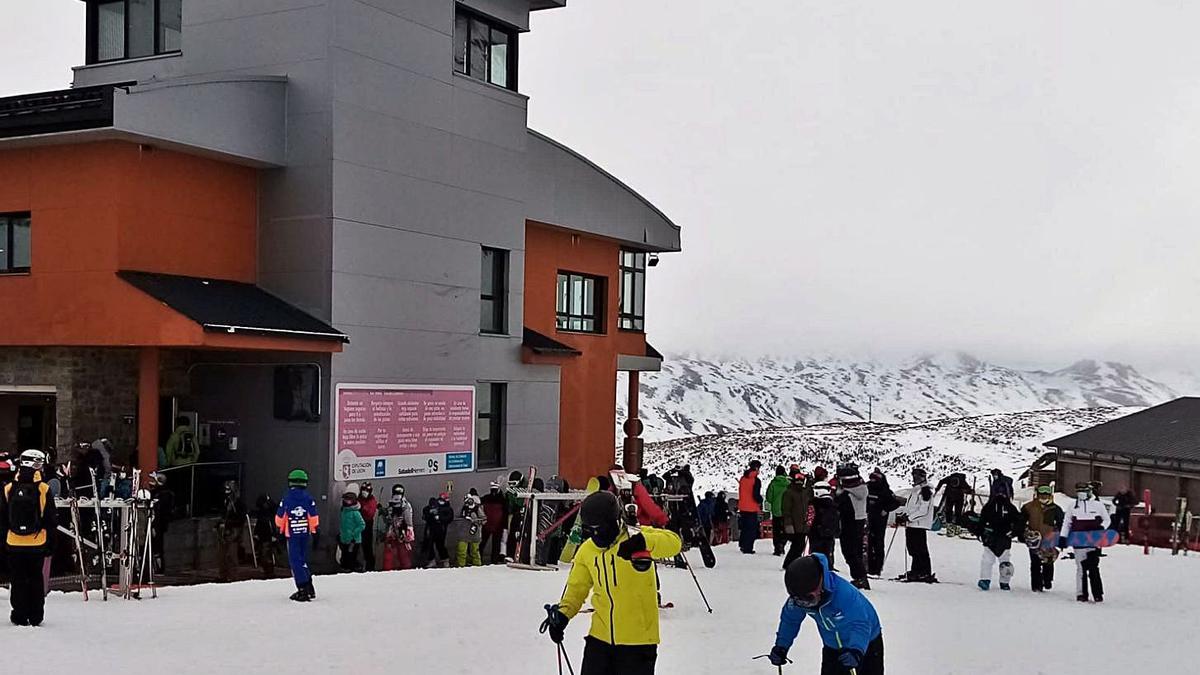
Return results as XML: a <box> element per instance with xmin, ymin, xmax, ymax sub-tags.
<box><xmin>523</xmin><ymin>328</ymin><xmax>581</xmax><ymax>356</ymax></box>
<box><xmin>1045</xmin><ymin>397</ymin><xmax>1200</xmax><ymax>463</ymax></box>
<box><xmin>118</xmin><ymin>271</ymin><xmax>348</xmax><ymax>343</ymax></box>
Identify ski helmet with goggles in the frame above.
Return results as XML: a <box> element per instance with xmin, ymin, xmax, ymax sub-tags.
<box><xmin>811</xmin><ymin>481</ymin><xmax>833</xmax><ymax>499</ymax></box>
<box><xmin>1036</xmin><ymin>485</ymin><xmax>1053</xmax><ymax>497</ymax></box>
<box><xmin>360</xmin><ymin>481</ymin><xmax>372</xmax><ymax>494</ymax></box>
<box><xmin>18</xmin><ymin>449</ymin><xmax>46</xmax><ymax>470</ymax></box>
<box><xmin>392</xmin><ymin>483</ymin><xmax>405</xmax><ymax>496</ymax></box>
<box><xmin>912</xmin><ymin>467</ymin><xmax>928</xmax><ymax>483</ymax></box>
<box><xmin>579</xmin><ymin>491</ymin><xmax>622</xmax><ymax>548</ymax></box>
<box><xmin>784</xmin><ymin>556</ymin><xmax>826</xmax><ymax>608</ymax></box>
<box><xmin>287</xmin><ymin>469</ymin><xmax>309</xmax><ymax>486</ymax></box>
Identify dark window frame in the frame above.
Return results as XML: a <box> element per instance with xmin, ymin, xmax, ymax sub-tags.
<box><xmin>86</xmin><ymin>0</ymin><xmax>183</xmax><ymax>65</ymax></box>
<box><xmin>476</xmin><ymin>382</ymin><xmax>507</xmax><ymax>470</ymax></box>
<box><xmin>453</xmin><ymin>5</ymin><xmax>519</xmax><ymax>91</ymax></box>
<box><xmin>556</xmin><ymin>271</ymin><xmax>606</xmax><ymax>334</ymax></box>
<box><xmin>618</xmin><ymin>250</ymin><xmax>647</xmax><ymax>332</ymax></box>
<box><xmin>0</xmin><ymin>212</ymin><xmax>32</xmax><ymax>274</ymax></box>
<box><xmin>480</xmin><ymin>247</ymin><xmax>508</xmax><ymax>335</ymax></box>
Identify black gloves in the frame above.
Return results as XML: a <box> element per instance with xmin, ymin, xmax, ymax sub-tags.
<box><xmin>618</xmin><ymin>532</ymin><xmax>653</xmax><ymax>572</ymax></box>
<box><xmin>837</xmin><ymin>648</ymin><xmax>863</xmax><ymax>669</ymax></box>
<box><xmin>768</xmin><ymin>646</ymin><xmax>789</xmax><ymax>666</ymax></box>
<box><xmin>540</xmin><ymin>604</ymin><xmax>569</xmax><ymax>644</ymax></box>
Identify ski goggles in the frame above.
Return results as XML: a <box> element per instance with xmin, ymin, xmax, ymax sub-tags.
<box><xmin>789</xmin><ymin>589</ymin><xmax>823</xmax><ymax>609</ymax></box>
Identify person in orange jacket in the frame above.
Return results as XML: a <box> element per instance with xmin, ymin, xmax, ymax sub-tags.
<box><xmin>738</xmin><ymin>460</ymin><xmax>764</xmax><ymax>553</ymax></box>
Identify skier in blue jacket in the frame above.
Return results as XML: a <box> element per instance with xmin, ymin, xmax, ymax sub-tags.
<box><xmin>275</xmin><ymin>469</ymin><xmax>320</xmax><ymax>602</ymax></box>
<box><xmin>767</xmin><ymin>553</ymin><xmax>885</xmax><ymax>674</ymax></box>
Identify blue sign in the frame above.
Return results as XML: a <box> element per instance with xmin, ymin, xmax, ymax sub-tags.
<box><xmin>374</xmin><ymin>459</ymin><xmax>387</xmax><ymax>477</ymax></box>
<box><xmin>445</xmin><ymin>453</ymin><xmax>473</xmax><ymax>471</ymax></box>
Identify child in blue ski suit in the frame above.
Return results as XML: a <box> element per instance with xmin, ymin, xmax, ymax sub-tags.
<box><xmin>276</xmin><ymin>469</ymin><xmax>320</xmax><ymax>602</ymax></box>
<box><xmin>768</xmin><ymin>553</ymin><xmax>885</xmax><ymax>674</ymax></box>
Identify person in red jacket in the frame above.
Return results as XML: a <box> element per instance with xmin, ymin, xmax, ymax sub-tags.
<box><xmin>738</xmin><ymin>460</ymin><xmax>764</xmax><ymax>554</ymax></box>
<box><xmin>480</xmin><ymin>481</ymin><xmax>509</xmax><ymax>564</ymax></box>
<box><xmin>358</xmin><ymin>482</ymin><xmax>379</xmax><ymax>571</ymax></box>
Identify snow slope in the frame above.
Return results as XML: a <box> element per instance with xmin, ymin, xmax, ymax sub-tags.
<box><xmin>9</xmin><ymin>535</ymin><xmax>1196</xmax><ymax>674</ymax></box>
<box><xmin>620</xmin><ymin>352</ymin><xmax>1180</xmax><ymax>442</ymax></box>
<box><xmin>641</xmin><ymin>407</ymin><xmax>1132</xmax><ymax>496</ymax></box>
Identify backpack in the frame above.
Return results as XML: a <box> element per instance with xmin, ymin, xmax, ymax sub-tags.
<box><xmin>178</xmin><ymin>430</ymin><xmax>196</xmax><ymax>459</ymax></box>
<box><xmin>7</xmin><ymin>482</ymin><xmax>44</xmax><ymax>536</ymax></box>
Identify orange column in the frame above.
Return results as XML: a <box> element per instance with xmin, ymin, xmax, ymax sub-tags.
<box><xmin>137</xmin><ymin>347</ymin><xmax>161</xmax><ymax>478</ymax></box>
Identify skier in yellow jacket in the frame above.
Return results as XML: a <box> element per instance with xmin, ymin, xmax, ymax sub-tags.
<box><xmin>541</xmin><ymin>490</ymin><xmax>682</xmax><ymax>674</ymax></box>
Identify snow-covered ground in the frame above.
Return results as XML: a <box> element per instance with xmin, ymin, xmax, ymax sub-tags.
<box><xmin>8</xmin><ymin>534</ymin><xmax>1195</xmax><ymax>674</ymax></box>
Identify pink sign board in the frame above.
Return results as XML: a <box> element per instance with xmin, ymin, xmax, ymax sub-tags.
<box><xmin>335</xmin><ymin>384</ymin><xmax>475</xmax><ymax>480</ymax></box>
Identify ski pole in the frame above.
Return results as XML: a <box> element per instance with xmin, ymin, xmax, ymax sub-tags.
<box><xmin>882</xmin><ymin>525</ymin><xmax>899</xmax><ymax>569</ymax></box>
<box><xmin>245</xmin><ymin>514</ymin><xmax>259</xmax><ymax>569</ymax></box>
<box><xmin>557</xmin><ymin>642</ymin><xmax>576</xmax><ymax>675</ymax></box>
<box><xmin>682</xmin><ymin>549</ymin><xmax>713</xmax><ymax>613</ymax></box>
<box><xmin>752</xmin><ymin>653</ymin><xmax>792</xmax><ymax>672</ymax></box>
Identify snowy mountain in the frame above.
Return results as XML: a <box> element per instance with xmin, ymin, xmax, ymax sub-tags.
<box><xmin>641</xmin><ymin>407</ymin><xmax>1134</xmax><ymax>496</ymax></box>
<box><xmin>619</xmin><ymin>352</ymin><xmax>1181</xmax><ymax>443</ymax></box>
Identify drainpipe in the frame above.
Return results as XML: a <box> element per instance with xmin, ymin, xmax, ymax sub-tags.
<box><xmin>622</xmin><ymin>371</ymin><xmax>643</xmax><ymax>474</ymax></box>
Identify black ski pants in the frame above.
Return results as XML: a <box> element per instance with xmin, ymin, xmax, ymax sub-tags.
<box><xmin>905</xmin><ymin>528</ymin><xmax>931</xmax><ymax>578</ymax></box>
<box><xmin>1112</xmin><ymin>509</ymin><xmax>1131</xmax><ymax>538</ymax></box>
<box><xmin>481</xmin><ymin>528</ymin><xmax>504</xmax><ymax>564</ymax></box>
<box><xmin>361</xmin><ymin>518</ymin><xmax>375</xmax><ymax>571</ymax></box>
<box><xmin>943</xmin><ymin>493</ymin><xmax>964</xmax><ymax>525</ymax></box>
<box><xmin>8</xmin><ymin>549</ymin><xmax>47</xmax><ymax>626</ymax></box>
<box><xmin>1076</xmin><ymin>549</ymin><xmax>1103</xmax><ymax>599</ymax></box>
<box><xmin>840</xmin><ymin>519</ymin><xmax>868</xmax><ymax>581</ymax></box>
<box><xmin>810</xmin><ymin>536</ymin><xmax>836</xmax><ymax>569</ymax></box>
<box><xmin>821</xmin><ymin>635</ymin><xmax>884</xmax><ymax>675</ymax></box>
<box><xmin>772</xmin><ymin>516</ymin><xmax>787</xmax><ymax>555</ymax></box>
<box><xmin>1029</xmin><ymin>549</ymin><xmax>1054</xmax><ymax>591</ymax></box>
<box><xmin>580</xmin><ymin>637</ymin><xmax>657</xmax><ymax>675</ymax></box>
<box><xmin>782</xmin><ymin>532</ymin><xmax>808</xmax><ymax>569</ymax></box>
<box><xmin>738</xmin><ymin>512</ymin><xmax>760</xmax><ymax>553</ymax></box>
<box><xmin>867</xmin><ymin>519</ymin><xmax>888</xmax><ymax>575</ymax></box>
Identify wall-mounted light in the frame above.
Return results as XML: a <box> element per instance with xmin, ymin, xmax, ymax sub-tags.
<box><xmin>648</xmin><ymin>254</ymin><xmax>660</xmax><ymax>267</ymax></box>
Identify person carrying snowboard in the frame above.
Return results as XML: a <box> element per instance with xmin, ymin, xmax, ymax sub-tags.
<box><xmin>894</xmin><ymin>467</ymin><xmax>936</xmax><ymax>582</ymax></box>
<box><xmin>767</xmin><ymin>553</ymin><xmax>885</xmax><ymax>674</ymax></box>
<box><xmin>1061</xmin><ymin>482</ymin><xmax>1110</xmax><ymax>603</ymax></box>
<box><xmin>275</xmin><ymin>469</ymin><xmax>319</xmax><ymax>601</ymax></box>
<box><xmin>966</xmin><ymin>490</ymin><xmax>1020</xmax><ymax>591</ymax></box>
<box><xmin>0</xmin><ymin>450</ymin><xmax>57</xmax><ymax>626</ymax></box>
<box><xmin>541</xmin><ymin>491</ymin><xmax>682</xmax><ymax>675</ymax></box>
<box><xmin>765</xmin><ymin>465</ymin><xmax>790</xmax><ymax>556</ymax></box>
<box><xmin>781</xmin><ymin>467</ymin><xmax>813</xmax><ymax>569</ymax></box>
<box><xmin>835</xmin><ymin>464</ymin><xmax>870</xmax><ymax>589</ymax></box>
<box><xmin>1019</xmin><ymin>485</ymin><xmax>1063</xmax><ymax>592</ymax></box>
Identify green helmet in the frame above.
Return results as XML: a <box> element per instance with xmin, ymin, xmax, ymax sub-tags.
<box><xmin>288</xmin><ymin>469</ymin><xmax>309</xmax><ymax>486</ymax></box>
<box><xmin>1036</xmin><ymin>485</ymin><xmax>1053</xmax><ymax>496</ymax></box>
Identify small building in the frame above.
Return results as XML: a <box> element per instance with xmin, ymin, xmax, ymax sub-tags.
<box><xmin>1045</xmin><ymin>398</ymin><xmax>1200</xmax><ymax>513</ymax></box>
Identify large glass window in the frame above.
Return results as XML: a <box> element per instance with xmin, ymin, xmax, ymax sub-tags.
<box><xmin>0</xmin><ymin>213</ymin><xmax>32</xmax><ymax>273</ymax></box>
<box><xmin>480</xmin><ymin>247</ymin><xmax>508</xmax><ymax>334</ymax></box>
<box><xmin>556</xmin><ymin>272</ymin><xmax>604</xmax><ymax>334</ymax></box>
<box><xmin>88</xmin><ymin>0</ymin><xmax>183</xmax><ymax>64</ymax></box>
<box><xmin>476</xmin><ymin>383</ymin><xmax>506</xmax><ymax>469</ymax></box>
<box><xmin>453</xmin><ymin>7</ymin><xmax>518</xmax><ymax>90</ymax></box>
<box><xmin>618</xmin><ymin>250</ymin><xmax>647</xmax><ymax>331</ymax></box>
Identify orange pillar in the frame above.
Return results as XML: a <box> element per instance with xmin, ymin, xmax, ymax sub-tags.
<box><xmin>622</xmin><ymin>371</ymin><xmax>644</xmax><ymax>474</ymax></box>
<box><xmin>138</xmin><ymin>347</ymin><xmax>161</xmax><ymax>478</ymax></box>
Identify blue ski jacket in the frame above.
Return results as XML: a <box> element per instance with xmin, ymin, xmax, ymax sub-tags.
<box><xmin>276</xmin><ymin>487</ymin><xmax>320</xmax><ymax>538</ymax></box>
<box><xmin>775</xmin><ymin>553</ymin><xmax>881</xmax><ymax>654</ymax></box>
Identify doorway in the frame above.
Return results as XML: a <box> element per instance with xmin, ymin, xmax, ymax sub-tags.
<box><xmin>0</xmin><ymin>392</ymin><xmax>56</xmax><ymax>454</ymax></box>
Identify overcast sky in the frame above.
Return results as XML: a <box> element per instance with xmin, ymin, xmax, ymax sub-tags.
<box><xmin>4</xmin><ymin>2</ymin><xmax>1200</xmax><ymax>371</ymax></box>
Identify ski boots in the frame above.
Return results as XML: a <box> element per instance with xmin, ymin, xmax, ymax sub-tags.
<box><xmin>999</xmin><ymin>583</ymin><xmax>1011</xmax><ymax>591</ymax></box>
<box><xmin>851</xmin><ymin>578</ymin><xmax>871</xmax><ymax>591</ymax></box>
<box><xmin>977</xmin><ymin>580</ymin><xmax>991</xmax><ymax>591</ymax></box>
<box><xmin>1043</xmin><ymin>581</ymin><xmax>1052</xmax><ymax>590</ymax></box>
<box><xmin>289</xmin><ymin>589</ymin><xmax>310</xmax><ymax>602</ymax></box>
<box><xmin>1077</xmin><ymin>594</ymin><xmax>1089</xmax><ymax>602</ymax></box>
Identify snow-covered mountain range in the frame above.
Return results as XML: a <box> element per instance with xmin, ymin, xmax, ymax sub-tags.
<box><xmin>619</xmin><ymin>352</ymin><xmax>1186</xmax><ymax>443</ymax></box>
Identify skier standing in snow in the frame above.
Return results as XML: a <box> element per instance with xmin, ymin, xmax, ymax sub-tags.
<box><xmin>1111</xmin><ymin>486</ymin><xmax>1136</xmax><ymax>542</ymax></box>
<box><xmin>541</xmin><ymin>491</ymin><xmax>682</xmax><ymax>674</ymax></box>
<box><xmin>696</xmin><ymin>491</ymin><xmax>716</xmax><ymax>544</ymax></box>
<box><xmin>894</xmin><ymin>467</ymin><xmax>936</xmax><ymax>582</ymax></box>
<box><xmin>0</xmin><ymin>450</ymin><xmax>57</xmax><ymax>626</ymax></box>
<box><xmin>480</xmin><ymin>481</ymin><xmax>508</xmax><ymax>564</ymax></box>
<box><xmin>358</xmin><ymin>482</ymin><xmax>378</xmax><ymax>571</ymax></box>
<box><xmin>865</xmin><ymin>469</ymin><xmax>901</xmax><ymax>577</ymax></box>
<box><xmin>935</xmin><ymin>472</ymin><xmax>969</xmax><ymax>534</ymax></box>
<box><xmin>737</xmin><ymin>460</ymin><xmax>764</xmax><ymax>554</ymax></box>
<box><xmin>1061</xmin><ymin>482</ymin><xmax>1110</xmax><ymax>603</ymax></box>
<box><xmin>835</xmin><ymin>464</ymin><xmax>870</xmax><ymax>589</ymax></box>
<box><xmin>967</xmin><ymin>489</ymin><xmax>1020</xmax><ymax>591</ymax></box>
<box><xmin>767</xmin><ymin>554</ymin><xmax>885</xmax><ymax>674</ymax></box>
<box><xmin>454</xmin><ymin>494</ymin><xmax>485</xmax><ymax>567</ymax></box>
<box><xmin>147</xmin><ymin>471</ymin><xmax>175</xmax><ymax>575</ymax></box>
<box><xmin>215</xmin><ymin>480</ymin><xmax>248</xmax><ymax>581</ymax></box>
<box><xmin>423</xmin><ymin>493</ymin><xmax>454</xmax><ymax>568</ymax></box>
<box><xmin>1018</xmin><ymin>485</ymin><xmax>1063</xmax><ymax>592</ymax></box>
<box><xmin>713</xmin><ymin>491</ymin><xmax>731</xmax><ymax>545</ymax></box>
<box><xmin>337</xmin><ymin>485</ymin><xmax>365</xmax><ymax>572</ymax></box>
<box><xmin>781</xmin><ymin>467</ymin><xmax>813</xmax><ymax>569</ymax></box>
<box><xmin>765</xmin><ymin>466</ymin><xmax>790</xmax><ymax>556</ymax></box>
<box><xmin>808</xmin><ymin>481</ymin><xmax>840</xmax><ymax>567</ymax></box>
<box><xmin>379</xmin><ymin>487</ymin><xmax>415</xmax><ymax>571</ymax></box>
<box><xmin>275</xmin><ymin>468</ymin><xmax>319</xmax><ymax>601</ymax></box>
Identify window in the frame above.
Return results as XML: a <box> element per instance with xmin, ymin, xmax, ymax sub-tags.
<box><xmin>556</xmin><ymin>272</ymin><xmax>604</xmax><ymax>333</ymax></box>
<box><xmin>454</xmin><ymin>7</ymin><xmax>518</xmax><ymax>90</ymax></box>
<box><xmin>87</xmin><ymin>0</ymin><xmax>183</xmax><ymax>64</ymax></box>
<box><xmin>476</xmin><ymin>383</ymin><xmax>506</xmax><ymax>469</ymax></box>
<box><xmin>618</xmin><ymin>250</ymin><xmax>647</xmax><ymax>331</ymax></box>
<box><xmin>480</xmin><ymin>247</ymin><xmax>508</xmax><ymax>334</ymax></box>
<box><xmin>0</xmin><ymin>213</ymin><xmax>31</xmax><ymax>273</ymax></box>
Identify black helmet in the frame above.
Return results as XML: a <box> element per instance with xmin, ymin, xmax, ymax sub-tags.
<box><xmin>784</xmin><ymin>556</ymin><xmax>825</xmax><ymax>606</ymax></box>
<box><xmin>579</xmin><ymin>492</ymin><xmax>621</xmax><ymax>548</ymax></box>
<box><xmin>836</xmin><ymin>463</ymin><xmax>859</xmax><ymax>478</ymax></box>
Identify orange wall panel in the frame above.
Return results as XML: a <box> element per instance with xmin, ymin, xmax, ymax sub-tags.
<box><xmin>525</xmin><ymin>222</ymin><xmax>648</xmax><ymax>485</ymax></box>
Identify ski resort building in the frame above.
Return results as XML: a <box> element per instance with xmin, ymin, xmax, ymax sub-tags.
<box><xmin>0</xmin><ymin>0</ymin><xmax>680</xmax><ymax>535</ymax></box>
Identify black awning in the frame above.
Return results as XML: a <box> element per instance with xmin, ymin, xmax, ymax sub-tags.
<box><xmin>523</xmin><ymin>327</ymin><xmax>581</xmax><ymax>356</ymax></box>
<box><xmin>646</xmin><ymin>342</ymin><xmax>663</xmax><ymax>360</ymax></box>
<box><xmin>0</xmin><ymin>84</ymin><xmax>128</xmax><ymax>139</ymax></box>
<box><xmin>118</xmin><ymin>270</ymin><xmax>348</xmax><ymax>343</ymax></box>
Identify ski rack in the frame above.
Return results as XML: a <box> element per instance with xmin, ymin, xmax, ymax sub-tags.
<box><xmin>54</xmin><ymin>497</ymin><xmax>159</xmax><ymax>601</ymax></box>
<box><xmin>507</xmin><ymin>490</ymin><xmax>589</xmax><ymax>570</ymax></box>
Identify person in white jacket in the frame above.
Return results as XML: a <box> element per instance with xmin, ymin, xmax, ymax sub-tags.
<box><xmin>1060</xmin><ymin>482</ymin><xmax>1111</xmax><ymax>603</ymax></box>
<box><xmin>895</xmin><ymin>467</ymin><xmax>936</xmax><ymax>582</ymax></box>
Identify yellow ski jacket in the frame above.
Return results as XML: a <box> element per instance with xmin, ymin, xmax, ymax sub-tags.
<box><xmin>558</xmin><ymin>526</ymin><xmax>683</xmax><ymax>646</ymax></box>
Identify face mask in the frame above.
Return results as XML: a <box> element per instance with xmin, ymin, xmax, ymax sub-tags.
<box><xmin>582</xmin><ymin>521</ymin><xmax>620</xmax><ymax>548</ymax></box>
<box><xmin>1077</xmin><ymin>492</ymin><xmax>1089</xmax><ymax>501</ymax></box>
<box><xmin>360</xmin><ymin>491</ymin><xmax>370</xmax><ymax>498</ymax></box>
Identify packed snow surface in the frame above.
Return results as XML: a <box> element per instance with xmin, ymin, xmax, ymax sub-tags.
<box><xmin>7</xmin><ymin>534</ymin><xmax>1194</xmax><ymax>674</ymax></box>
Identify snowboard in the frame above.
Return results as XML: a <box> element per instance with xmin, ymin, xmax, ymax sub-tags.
<box><xmin>559</xmin><ymin>477</ymin><xmax>600</xmax><ymax>564</ymax></box>
<box><xmin>1024</xmin><ymin>529</ymin><xmax>1060</xmax><ymax>563</ymax></box>
<box><xmin>1066</xmin><ymin>529</ymin><xmax>1119</xmax><ymax>548</ymax></box>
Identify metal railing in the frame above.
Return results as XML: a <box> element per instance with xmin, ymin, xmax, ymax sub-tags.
<box><xmin>156</xmin><ymin>461</ymin><xmax>244</xmax><ymax>518</ymax></box>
